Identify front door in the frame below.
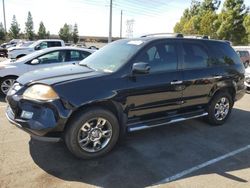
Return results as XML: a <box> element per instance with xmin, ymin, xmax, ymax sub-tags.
<box><xmin>126</xmin><ymin>40</ymin><xmax>184</xmax><ymax>118</ymax></box>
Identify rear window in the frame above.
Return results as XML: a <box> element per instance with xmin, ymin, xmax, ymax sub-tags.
<box><xmin>48</xmin><ymin>41</ymin><xmax>62</xmax><ymax>47</ymax></box>
<box><xmin>206</xmin><ymin>41</ymin><xmax>241</xmax><ymax>66</ymax></box>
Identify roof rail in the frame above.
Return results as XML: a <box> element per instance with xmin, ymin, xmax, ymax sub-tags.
<box><xmin>140</xmin><ymin>33</ymin><xmax>183</xmax><ymax>38</ymax></box>
<box><xmin>184</xmin><ymin>35</ymin><xmax>210</xmax><ymax>39</ymax></box>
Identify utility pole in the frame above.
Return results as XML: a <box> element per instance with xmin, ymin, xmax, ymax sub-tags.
<box><xmin>120</xmin><ymin>10</ymin><xmax>123</xmax><ymax>38</ymax></box>
<box><xmin>108</xmin><ymin>0</ymin><xmax>113</xmax><ymax>43</ymax></box>
<box><xmin>2</xmin><ymin>0</ymin><xmax>7</xmax><ymax>32</ymax></box>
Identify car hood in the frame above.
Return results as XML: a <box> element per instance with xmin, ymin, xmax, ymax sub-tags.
<box><xmin>17</xmin><ymin>64</ymin><xmax>104</xmax><ymax>86</ymax></box>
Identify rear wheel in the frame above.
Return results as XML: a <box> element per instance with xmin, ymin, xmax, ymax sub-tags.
<box><xmin>65</xmin><ymin>107</ymin><xmax>120</xmax><ymax>159</ymax></box>
<box><xmin>206</xmin><ymin>92</ymin><xmax>233</xmax><ymax>125</ymax></box>
<box><xmin>0</xmin><ymin>76</ymin><xmax>17</xmax><ymax>96</ymax></box>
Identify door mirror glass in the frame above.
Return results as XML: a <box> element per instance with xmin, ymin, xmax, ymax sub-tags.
<box><xmin>31</xmin><ymin>59</ymin><xmax>39</xmax><ymax>65</ymax></box>
<box><xmin>132</xmin><ymin>62</ymin><xmax>150</xmax><ymax>74</ymax></box>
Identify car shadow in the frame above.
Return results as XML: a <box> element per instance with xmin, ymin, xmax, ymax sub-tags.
<box><xmin>0</xmin><ymin>96</ymin><xmax>6</xmax><ymax>102</ymax></box>
<box><xmin>29</xmin><ymin>108</ymin><xmax>250</xmax><ymax>188</ymax></box>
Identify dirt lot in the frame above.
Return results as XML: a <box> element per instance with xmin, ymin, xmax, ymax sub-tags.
<box><xmin>0</xmin><ymin>94</ymin><xmax>250</xmax><ymax>188</ymax></box>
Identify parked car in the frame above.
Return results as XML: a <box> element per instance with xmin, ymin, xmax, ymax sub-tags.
<box><xmin>236</xmin><ymin>50</ymin><xmax>250</xmax><ymax>68</ymax></box>
<box><xmin>6</xmin><ymin>35</ymin><xmax>245</xmax><ymax>159</ymax></box>
<box><xmin>7</xmin><ymin>39</ymin><xmax>65</xmax><ymax>59</ymax></box>
<box><xmin>0</xmin><ymin>46</ymin><xmax>7</xmax><ymax>57</ymax></box>
<box><xmin>245</xmin><ymin>67</ymin><xmax>250</xmax><ymax>93</ymax></box>
<box><xmin>1</xmin><ymin>39</ymin><xmax>23</xmax><ymax>49</ymax></box>
<box><xmin>0</xmin><ymin>47</ymin><xmax>94</xmax><ymax>95</ymax></box>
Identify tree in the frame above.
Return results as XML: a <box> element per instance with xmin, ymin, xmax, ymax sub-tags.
<box><xmin>243</xmin><ymin>14</ymin><xmax>250</xmax><ymax>43</ymax></box>
<box><xmin>199</xmin><ymin>11</ymin><xmax>219</xmax><ymax>38</ymax></box>
<box><xmin>72</xmin><ymin>23</ymin><xmax>79</xmax><ymax>44</ymax></box>
<box><xmin>25</xmin><ymin>11</ymin><xmax>35</xmax><ymax>40</ymax></box>
<box><xmin>0</xmin><ymin>22</ymin><xmax>6</xmax><ymax>41</ymax></box>
<box><xmin>38</xmin><ymin>22</ymin><xmax>49</xmax><ymax>39</ymax></box>
<box><xmin>9</xmin><ymin>15</ymin><xmax>20</xmax><ymax>39</ymax></box>
<box><xmin>59</xmin><ymin>23</ymin><xmax>72</xmax><ymax>42</ymax></box>
<box><xmin>217</xmin><ymin>0</ymin><xmax>248</xmax><ymax>45</ymax></box>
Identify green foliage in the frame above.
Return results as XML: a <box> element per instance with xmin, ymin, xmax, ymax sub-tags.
<box><xmin>217</xmin><ymin>0</ymin><xmax>248</xmax><ymax>45</ymax></box>
<box><xmin>72</xmin><ymin>24</ymin><xmax>79</xmax><ymax>44</ymax></box>
<box><xmin>243</xmin><ymin>14</ymin><xmax>250</xmax><ymax>43</ymax></box>
<box><xmin>25</xmin><ymin>11</ymin><xmax>35</xmax><ymax>40</ymax></box>
<box><xmin>9</xmin><ymin>15</ymin><xmax>20</xmax><ymax>39</ymax></box>
<box><xmin>59</xmin><ymin>23</ymin><xmax>72</xmax><ymax>43</ymax></box>
<box><xmin>38</xmin><ymin>22</ymin><xmax>49</xmax><ymax>39</ymax></box>
<box><xmin>0</xmin><ymin>22</ymin><xmax>6</xmax><ymax>41</ymax></box>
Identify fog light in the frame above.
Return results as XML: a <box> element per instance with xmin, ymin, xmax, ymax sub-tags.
<box><xmin>21</xmin><ymin>111</ymin><xmax>34</xmax><ymax>119</ymax></box>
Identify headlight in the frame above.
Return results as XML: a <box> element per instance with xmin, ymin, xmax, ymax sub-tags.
<box><xmin>23</xmin><ymin>84</ymin><xmax>59</xmax><ymax>101</ymax></box>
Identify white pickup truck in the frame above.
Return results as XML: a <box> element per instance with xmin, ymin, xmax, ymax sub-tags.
<box><xmin>8</xmin><ymin>39</ymin><xmax>65</xmax><ymax>59</ymax></box>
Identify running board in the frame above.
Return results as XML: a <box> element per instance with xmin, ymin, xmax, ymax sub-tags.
<box><xmin>127</xmin><ymin>112</ymin><xmax>208</xmax><ymax>132</ymax></box>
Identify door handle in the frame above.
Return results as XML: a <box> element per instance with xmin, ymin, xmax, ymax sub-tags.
<box><xmin>171</xmin><ymin>80</ymin><xmax>183</xmax><ymax>85</ymax></box>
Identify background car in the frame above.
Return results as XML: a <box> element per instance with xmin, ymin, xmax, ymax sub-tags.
<box><xmin>245</xmin><ymin>67</ymin><xmax>250</xmax><ymax>93</ymax></box>
<box><xmin>7</xmin><ymin>39</ymin><xmax>65</xmax><ymax>59</ymax></box>
<box><xmin>0</xmin><ymin>47</ymin><xmax>95</xmax><ymax>95</ymax></box>
<box><xmin>0</xmin><ymin>46</ymin><xmax>7</xmax><ymax>57</ymax></box>
<box><xmin>236</xmin><ymin>50</ymin><xmax>250</xmax><ymax>68</ymax></box>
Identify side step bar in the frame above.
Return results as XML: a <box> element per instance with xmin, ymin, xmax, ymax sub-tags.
<box><xmin>127</xmin><ymin>112</ymin><xmax>208</xmax><ymax>132</ymax></box>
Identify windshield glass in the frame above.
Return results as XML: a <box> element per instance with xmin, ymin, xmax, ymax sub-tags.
<box><xmin>15</xmin><ymin>49</ymin><xmax>46</xmax><ymax>63</ymax></box>
<box><xmin>79</xmin><ymin>39</ymin><xmax>144</xmax><ymax>72</ymax></box>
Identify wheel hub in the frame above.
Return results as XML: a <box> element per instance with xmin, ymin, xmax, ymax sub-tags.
<box><xmin>89</xmin><ymin>129</ymin><xmax>102</xmax><ymax>141</ymax></box>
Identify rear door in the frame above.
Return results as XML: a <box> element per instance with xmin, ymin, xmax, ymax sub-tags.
<box><xmin>180</xmin><ymin>40</ymin><xmax>224</xmax><ymax>107</ymax></box>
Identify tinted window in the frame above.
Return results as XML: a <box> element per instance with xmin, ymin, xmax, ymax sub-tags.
<box><xmin>182</xmin><ymin>42</ymin><xmax>208</xmax><ymax>69</ymax></box>
<box><xmin>37</xmin><ymin>51</ymin><xmax>66</xmax><ymax>64</ymax></box>
<box><xmin>48</xmin><ymin>41</ymin><xmax>62</xmax><ymax>47</ymax></box>
<box><xmin>207</xmin><ymin>42</ymin><xmax>241</xmax><ymax>66</ymax></box>
<box><xmin>134</xmin><ymin>42</ymin><xmax>178</xmax><ymax>72</ymax></box>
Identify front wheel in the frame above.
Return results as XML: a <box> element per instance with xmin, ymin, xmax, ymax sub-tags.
<box><xmin>65</xmin><ymin>108</ymin><xmax>120</xmax><ymax>159</ymax></box>
<box><xmin>0</xmin><ymin>77</ymin><xmax>17</xmax><ymax>96</ymax></box>
<box><xmin>206</xmin><ymin>92</ymin><xmax>233</xmax><ymax>126</ymax></box>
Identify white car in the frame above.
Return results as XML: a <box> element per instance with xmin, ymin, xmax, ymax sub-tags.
<box><xmin>0</xmin><ymin>47</ymin><xmax>95</xmax><ymax>95</ymax></box>
<box><xmin>8</xmin><ymin>39</ymin><xmax>65</xmax><ymax>59</ymax></box>
<box><xmin>245</xmin><ymin>67</ymin><xmax>250</xmax><ymax>93</ymax></box>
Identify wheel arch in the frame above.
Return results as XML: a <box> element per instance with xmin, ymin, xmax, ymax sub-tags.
<box><xmin>64</xmin><ymin>100</ymin><xmax>127</xmax><ymax>136</ymax></box>
<box><xmin>209</xmin><ymin>83</ymin><xmax>236</xmax><ymax>103</ymax></box>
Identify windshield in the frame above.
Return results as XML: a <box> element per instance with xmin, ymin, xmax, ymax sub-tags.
<box><xmin>79</xmin><ymin>39</ymin><xmax>144</xmax><ymax>72</ymax></box>
<box><xmin>15</xmin><ymin>49</ymin><xmax>46</xmax><ymax>63</ymax></box>
<box><xmin>17</xmin><ymin>41</ymin><xmax>34</xmax><ymax>47</ymax></box>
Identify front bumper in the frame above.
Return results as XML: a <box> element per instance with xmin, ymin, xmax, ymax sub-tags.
<box><xmin>5</xmin><ymin>93</ymin><xmax>72</xmax><ymax>141</ymax></box>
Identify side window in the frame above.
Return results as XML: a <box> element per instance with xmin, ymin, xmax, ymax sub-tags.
<box><xmin>48</xmin><ymin>41</ymin><xmax>62</xmax><ymax>47</ymax></box>
<box><xmin>182</xmin><ymin>42</ymin><xmax>208</xmax><ymax>69</ymax></box>
<box><xmin>35</xmin><ymin>41</ymin><xmax>48</xmax><ymax>50</ymax></box>
<box><xmin>69</xmin><ymin>51</ymin><xmax>91</xmax><ymax>61</ymax></box>
<box><xmin>207</xmin><ymin>42</ymin><xmax>241</xmax><ymax>66</ymax></box>
<box><xmin>134</xmin><ymin>42</ymin><xmax>178</xmax><ymax>73</ymax></box>
<box><xmin>37</xmin><ymin>51</ymin><xmax>66</xmax><ymax>64</ymax></box>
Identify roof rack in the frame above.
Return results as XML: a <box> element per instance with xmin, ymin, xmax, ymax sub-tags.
<box><xmin>184</xmin><ymin>35</ymin><xmax>210</xmax><ymax>39</ymax></box>
<box><xmin>140</xmin><ymin>33</ymin><xmax>210</xmax><ymax>40</ymax></box>
<box><xmin>140</xmin><ymin>33</ymin><xmax>183</xmax><ymax>38</ymax></box>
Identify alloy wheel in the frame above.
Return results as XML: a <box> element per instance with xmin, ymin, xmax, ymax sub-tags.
<box><xmin>214</xmin><ymin>97</ymin><xmax>230</xmax><ymax>121</ymax></box>
<box><xmin>77</xmin><ymin>117</ymin><xmax>113</xmax><ymax>153</ymax></box>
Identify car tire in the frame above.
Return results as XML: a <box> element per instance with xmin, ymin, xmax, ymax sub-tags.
<box><xmin>0</xmin><ymin>76</ymin><xmax>17</xmax><ymax>96</ymax></box>
<box><xmin>206</xmin><ymin>92</ymin><xmax>233</xmax><ymax>126</ymax></box>
<box><xmin>65</xmin><ymin>107</ymin><xmax>120</xmax><ymax>159</ymax></box>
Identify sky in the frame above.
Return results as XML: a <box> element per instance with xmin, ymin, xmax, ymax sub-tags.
<box><xmin>0</xmin><ymin>0</ymin><xmax>250</xmax><ymax>38</ymax></box>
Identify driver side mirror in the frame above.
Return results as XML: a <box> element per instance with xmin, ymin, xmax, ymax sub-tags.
<box><xmin>31</xmin><ymin>59</ymin><xmax>40</xmax><ymax>65</ymax></box>
<box><xmin>132</xmin><ymin>62</ymin><xmax>150</xmax><ymax>75</ymax></box>
<box><xmin>35</xmin><ymin>46</ymin><xmax>40</xmax><ymax>51</ymax></box>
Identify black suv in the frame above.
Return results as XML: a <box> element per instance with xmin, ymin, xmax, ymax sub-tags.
<box><xmin>6</xmin><ymin>35</ymin><xmax>245</xmax><ymax>159</ymax></box>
